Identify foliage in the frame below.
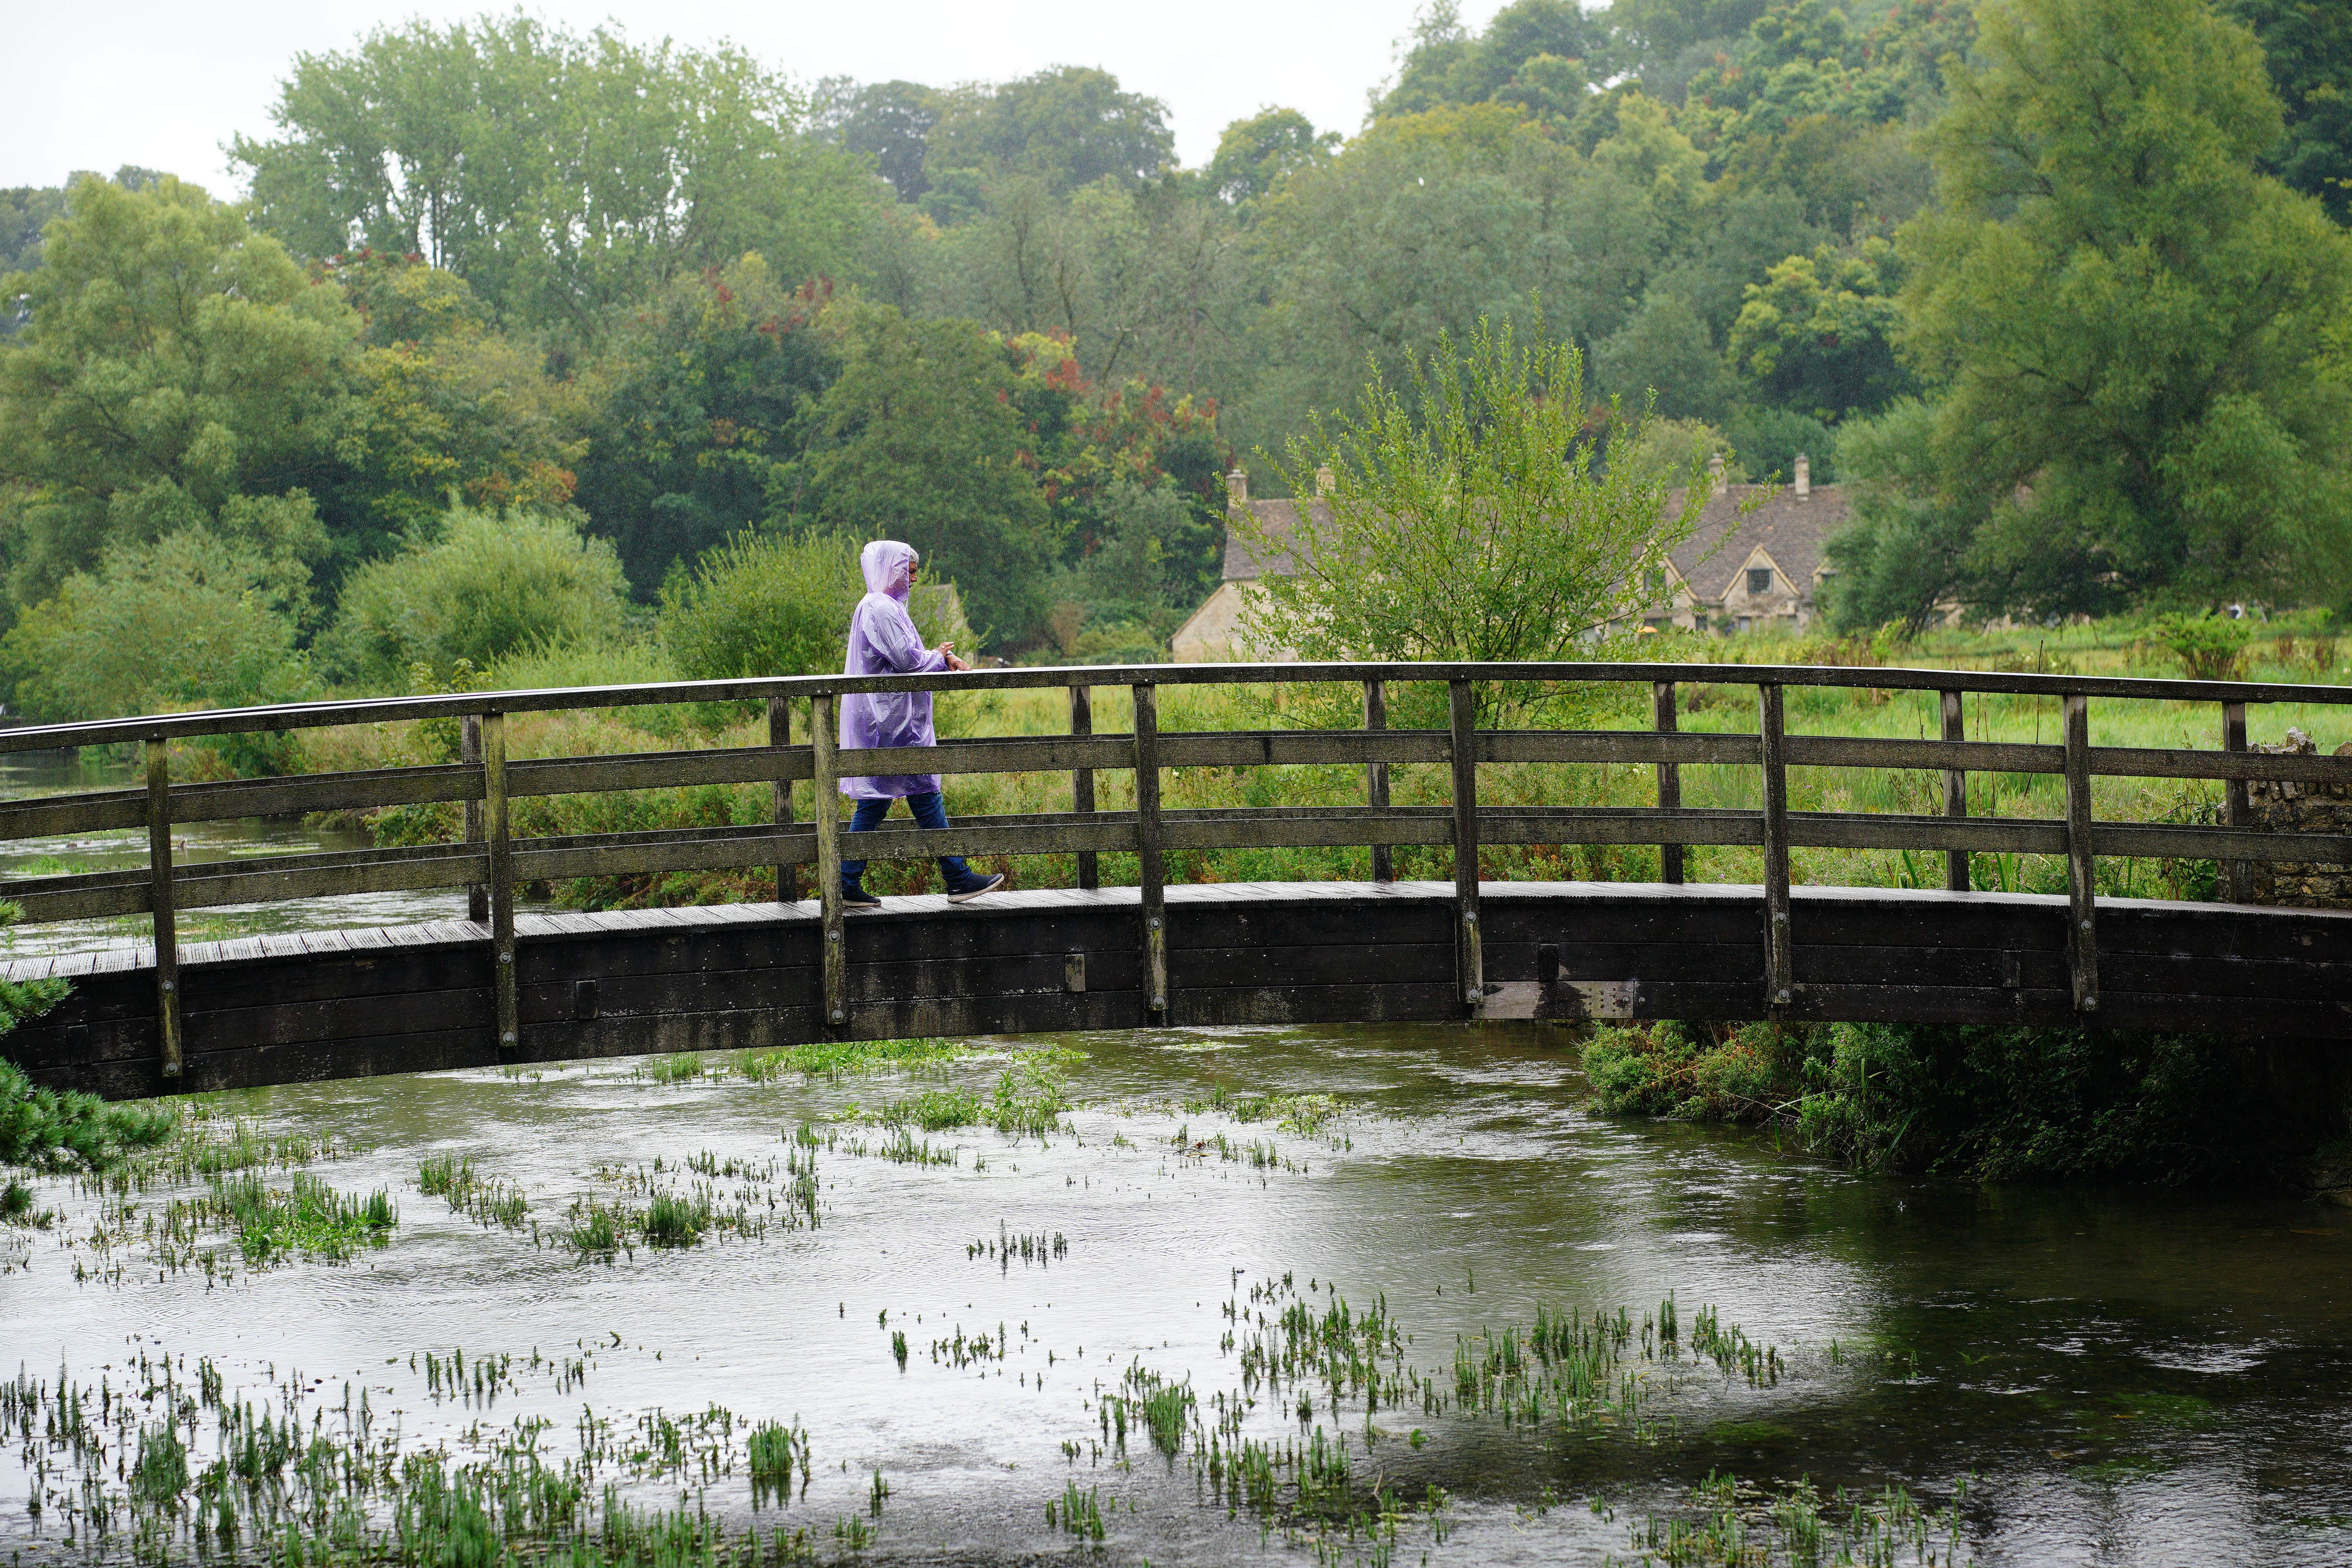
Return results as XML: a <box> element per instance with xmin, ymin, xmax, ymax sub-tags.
<box><xmin>659</xmin><ymin>529</ymin><xmax>865</xmax><ymax>681</ymax></box>
<box><xmin>0</xmin><ymin>529</ymin><xmax>315</xmax><ymax>724</ymax></box>
<box><xmin>1582</xmin><ymin>1017</ymin><xmax>2319</xmax><ymax>1185</ymax></box>
<box><xmin>1240</xmin><ymin>315</ymin><xmax>1709</xmax><ymax>722</ymax></box>
<box><xmin>924</xmin><ymin>67</ymin><xmax>1175</xmax><ymax>201</ymax></box>
<box><xmin>327</xmin><ymin>504</ymin><xmax>630</xmax><ymax>684</ymax></box>
<box><xmin>0</xmin><ymin>1057</ymin><xmax>176</xmax><ymax>1174</ymax></box>
<box><xmin>1820</xmin><ymin>398</ymin><xmax>1991</xmax><ymax>633</ymax></box>
<box><xmin>1725</xmin><ymin>238</ymin><xmax>1911</xmax><ymax>423</ymax></box>
<box><xmin>1207</xmin><ymin>109</ymin><xmax>1338</xmax><ymax>205</ymax></box>
<box><xmin>2220</xmin><ymin>0</ymin><xmax>2352</xmax><ymax>223</ymax></box>
<box><xmin>231</xmin><ymin>13</ymin><xmax>884</xmax><ymax>339</ymax></box>
<box><xmin>2146</xmin><ymin>611</ymin><xmax>2255</xmax><ymax>681</ymax></box>
<box><xmin>788</xmin><ymin>300</ymin><xmax>1060</xmax><ymax>642</ymax></box>
<box><xmin>1895</xmin><ymin>0</ymin><xmax>2352</xmax><ymax>616</ymax></box>
<box><xmin>575</xmin><ymin>259</ymin><xmax>838</xmax><ymax>593</ymax></box>
<box><xmin>0</xmin><ymin>174</ymin><xmax>348</xmax><ymax>605</ymax></box>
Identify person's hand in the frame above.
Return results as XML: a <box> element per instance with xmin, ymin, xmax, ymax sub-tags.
<box><xmin>941</xmin><ymin>642</ymin><xmax>970</xmax><ymax>672</ymax></box>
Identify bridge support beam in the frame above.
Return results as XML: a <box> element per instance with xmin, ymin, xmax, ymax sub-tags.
<box><xmin>1759</xmin><ymin>684</ymin><xmax>1793</xmax><ymax>1011</ymax></box>
<box><xmin>769</xmin><ymin>697</ymin><xmax>798</xmax><ymax>906</ymax></box>
<box><xmin>1366</xmin><ymin>680</ymin><xmax>1393</xmax><ymax>884</ymax></box>
<box><xmin>2222</xmin><ymin>701</ymin><xmax>2252</xmax><ymax>904</ymax></box>
<box><xmin>1133</xmin><ymin>682</ymin><xmax>1168</xmax><ymax>1018</ymax></box>
<box><xmin>1941</xmin><ymin>690</ymin><xmax>1969</xmax><ymax>893</ymax></box>
<box><xmin>461</xmin><ymin>716</ymin><xmax>487</xmax><ymax>922</ymax></box>
<box><xmin>2064</xmin><ymin>693</ymin><xmax>2100</xmax><ymax>1013</ymax></box>
<box><xmin>811</xmin><ymin>693</ymin><xmax>846</xmax><ymax>1029</ymax></box>
<box><xmin>144</xmin><ymin>738</ymin><xmax>181</xmax><ymax>1079</ymax></box>
<box><xmin>484</xmin><ymin>711</ymin><xmax>517</xmax><ymax>1052</ymax></box>
<box><xmin>1449</xmin><ymin>679</ymin><xmax>1483</xmax><ymax>1011</ymax></box>
<box><xmin>1653</xmin><ymin>681</ymin><xmax>1683</xmax><ymax>885</ymax></box>
<box><xmin>1070</xmin><ymin>685</ymin><xmax>1098</xmax><ymax>892</ymax></box>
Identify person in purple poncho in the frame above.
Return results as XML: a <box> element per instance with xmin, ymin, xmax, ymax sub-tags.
<box><xmin>836</xmin><ymin>539</ymin><xmax>1006</xmax><ymax>909</ymax></box>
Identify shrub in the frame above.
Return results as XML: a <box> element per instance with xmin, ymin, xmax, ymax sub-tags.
<box><xmin>2147</xmin><ymin>611</ymin><xmax>2254</xmax><ymax>681</ymax></box>
<box><xmin>0</xmin><ymin>529</ymin><xmax>314</xmax><ymax>722</ymax></box>
<box><xmin>659</xmin><ymin>529</ymin><xmax>865</xmax><ymax>681</ymax></box>
<box><xmin>327</xmin><ymin>503</ymin><xmax>629</xmax><ymax>684</ymax></box>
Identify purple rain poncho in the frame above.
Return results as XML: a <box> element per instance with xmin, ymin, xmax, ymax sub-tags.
<box><xmin>838</xmin><ymin>539</ymin><xmax>948</xmax><ymax>799</ymax></box>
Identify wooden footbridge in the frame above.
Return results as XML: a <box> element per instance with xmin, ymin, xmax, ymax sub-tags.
<box><xmin>2</xmin><ymin>662</ymin><xmax>2347</xmax><ymax>1100</ymax></box>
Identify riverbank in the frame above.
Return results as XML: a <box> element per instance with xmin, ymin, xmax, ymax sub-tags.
<box><xmin>5</xmin><ymin>1023</ymin><xmax>2350</xmax><ymax>1565</ymax></box>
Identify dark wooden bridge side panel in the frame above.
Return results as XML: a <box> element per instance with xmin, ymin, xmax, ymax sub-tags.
<box><xmin>5</xmin><ymin>882</ymin><xmax>2348</xmax><ymax>1100</ymax></box>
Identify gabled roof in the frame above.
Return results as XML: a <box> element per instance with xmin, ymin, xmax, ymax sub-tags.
<box><xmin>1221</xmin><ymin>499</ymin><xmax>1327</xmax><ymax>581</ymax></box>
<box><xmin>1664</xmin><ymin>485</ymin><xmax>1850</xmax><ymax>601</ymax></box>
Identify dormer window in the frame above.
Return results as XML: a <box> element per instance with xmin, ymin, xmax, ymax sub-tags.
<box><xmin>1747</xmin><ymin>567</ymin><xmax>1773</xmax><ymax>595</ymax></box>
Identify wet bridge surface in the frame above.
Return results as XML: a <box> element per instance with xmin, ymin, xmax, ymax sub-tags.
<box><xmin>9</xmin><ymin>879</ymin><xmax>2347</xmax><ymax>1100</ymax></box>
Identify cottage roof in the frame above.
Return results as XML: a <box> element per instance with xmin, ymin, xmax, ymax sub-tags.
<box><xmin>1664</xmin><ymin>484</ymin><xmax>1849</xmax><ymax>600</ymax></box>
<box><xmin>1220</xmin><ymin>499</ymin><xmax>1326</xmax><ymax>581</ymax></box>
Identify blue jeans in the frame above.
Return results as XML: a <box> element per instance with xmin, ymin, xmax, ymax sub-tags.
<box><xmin>841</xmin><ymin>791</ymin><xmax>973</xmax><ymax>892</ymax></box>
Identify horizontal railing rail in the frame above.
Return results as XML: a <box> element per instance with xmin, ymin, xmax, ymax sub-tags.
<box><xmin>2</xmin><ymin>659</ymin><xmax>2348</xmax><ymax>1077</ymax></box>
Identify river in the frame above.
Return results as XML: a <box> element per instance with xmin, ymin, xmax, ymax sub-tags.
<box><xmin>2</xmin><ymin>755</ymin><xmax>2349</xmax><ymax>1565</ymax></box>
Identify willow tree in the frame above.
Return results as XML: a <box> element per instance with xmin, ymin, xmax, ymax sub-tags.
<box><xmin>1234</xmin><ymin>314</ymin><xmax>1710</xmax><ymax>725</ymax></box>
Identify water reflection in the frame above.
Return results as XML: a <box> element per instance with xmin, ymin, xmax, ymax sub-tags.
<box><xmin>2</xmin><ymin>1023</ymin><xmax>2345</xmax><ymax>1564</ymax></box>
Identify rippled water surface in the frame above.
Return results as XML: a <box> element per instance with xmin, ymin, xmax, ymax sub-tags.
<box><xmin>5</xmin><ymin>1022</ymin><xmax>2349</xmax><ymax>1566</ymax></box>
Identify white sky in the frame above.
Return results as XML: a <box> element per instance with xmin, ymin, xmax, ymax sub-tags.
<box><xmin>2</xmin><ymin>1</ymin><xmax>1531</xmax><ymax>195</ymax></box>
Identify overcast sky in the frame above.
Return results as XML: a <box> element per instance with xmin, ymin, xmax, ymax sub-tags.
<box><xmin>3</xmin><ymin>1</ymin><xmax>1529</xmax><ymax>194</ymax></box>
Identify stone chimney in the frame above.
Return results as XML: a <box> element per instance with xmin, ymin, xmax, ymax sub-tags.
<box><xmin>1315</xmin><ymin>464</ymin><xmax>1335</xmax><ymax>499</ymax></box>
<box><xmin>1794</xmin><ymin>452</ymin><xmax>1810</xmax><ymax>499</ymax></box>
<box><xmin>1708</xmin><ymin>452</ymin><xmax>1726</xmax><ymax>498</ymax></box>
<box><xmin>1225</xmin><ymin>468</ymin><xmax>1249</xmax><ymax>510</ymax></box>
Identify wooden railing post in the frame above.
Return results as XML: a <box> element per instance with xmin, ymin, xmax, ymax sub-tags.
<box><xmin>2063</xmin><ymin>693</ymin><xmax>2099</xmax><ymax>1013</ymax></box>
<box><xmin>769</xmin><ymin>697</ymin><xmax>799</xmax><ymax>905</ymax></box>
<box><xmin>1365</xmin><ymin>679</ymin><xmax>1393</xmax><ymax>884</ymax></box>
<box><xmin>1448</xmin><ymin>679</ymin><xmax>1482</xmax><ymax>1011</ymax></box>
<box><xmin>1070</xmin><ymin>685</ymin><xmax>1099</xmax><ymax>891</ymax></box>
<box><xmin>1941</xmin><ymin>690</ymin><xmax>1969</xmax><ymax>893</ymax></box>
<box><xmin>1759</xmin><ymin>684</ymin><xmax>1793</xmax><ymax>1010</ymax></box>
<box><xmin>2221</xmin><ymin>701</ymin><xmax>2252</xmax><ymax>904</ymax></box>
<box><xmin>811</xmin><ymin>693</ymin><xmax>846</xmax><ymax>1029</ymax></box>
<box><xmin>1132</xmin><ymin>683</ymin><xmax>1168</xmax><ymax>1019</ymax></box>
<box><xmin>144</xmin><ymin>738</ymin><xmax>181</xmax><ymax>1080</ymax></box>
<box><xmin>1653</xmin><ymin>681</ymin><xmax>1683</xmax><ymax>884</ymax></box>
<box><xmin>461</xmin><ymin>715</ymin><xmax>488</xmax><ymax>922</ymax></box>
<box><xmin>483</xmin><ymin>711</ymin><xmax>517</xmax><ymax>1051</ymax></box>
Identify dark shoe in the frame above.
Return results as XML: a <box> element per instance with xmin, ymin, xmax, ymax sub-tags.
<box><xmin>840</xmin><ymin>885</ymin><xmax>880</xmax><ymax>911</ymax></box>
<box><xmin>946</xmin><ymin>872</ymin><xmax>1005</xmax><ymax>904</ymax></box>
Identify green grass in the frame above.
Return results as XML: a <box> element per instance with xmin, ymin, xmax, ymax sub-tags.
<box><xmin>179</xmin><ymin>1171</ymin><xmax>398</xmax><ymax>1264</ymax></box>
<box><xmin>739</xmin><ymin>1037</ymin><xmax>973</xmax><ymax>1082</ymax></box>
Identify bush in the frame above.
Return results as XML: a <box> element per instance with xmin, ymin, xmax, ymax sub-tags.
<box><xmin>659</xmin><ymin>528</ymin><xmax>971</xmax><ymax>682</ymax></box>
<box><xmin>327</xmin><ymin>504</ymin><xmax>629</xmax><ymax>684</ymax></box>
<box><xmin>2146</xmin><ymin>611</ymin><xmax>2254</xmax><ymax>681</ymax></box>
<box><xmin>659</xmin><ymin>530</ymin><xmax>865</xmax><ymax>681</ymax></box>
<box><xmin>0</xmin><ymin>529</ymin><xmax>314</xmax><ymax>722</ymax></box>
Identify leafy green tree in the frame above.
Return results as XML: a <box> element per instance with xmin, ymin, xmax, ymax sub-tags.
<box><xmin>1380</xmin><ymin>0</ymin><xmax>1603</xmax><ymax>117</ymax></box>
<box><xmin>1820</xmin><ymin>397</ymin><xmax>1992</xmax><ymax>631</ymax></box>
<box><xmin>924</xmin><ymin>67</ymin><xmax>1174</xmax><ymax>200</ymax></box>
<box><xmin>1606</xmin><ymin>0</ymin><xmax>1771</xmax><ymax>69</ymax></box>
<box><xmin>0</xmin><ymin>529</ymin><xmax>314</xmax><ymax>721</ymax></box>
<box><xmin>1594</xmin><ymin>295</ymin><xmax>1739</xmax><ymax>421</ymax></box>
<box><xmin>817</xmin><ymin>79</ymin><xmax>942</xmax><ymax>203</ymax></box>
<box><xmin>1207</xmin><ymin>109</ymin><xmax>1338</xmax><ymax>205</ymax></box>
<box><xmin>574</xmin><ymin>256</ymin><xmax>838</xmax><ymax>593</ymax></box>
<box><xmin>1237</xmin><ymin>316</ymin><xmax>1707</xmax><ymax>723</ymax></box>
<box><xmin>0</xmin><ymin>175</ymin><xmax>351</xmax><ymax>605</ymax></box>
<box><xmin>232</xmin><ymin>15</ymin><xmax>884</xmax><ymax>337</ymax></box>
<box><xmin>326</xmin><ymin>504</ymin><xmax>629</xmax><ymax>683</ymax></box>
<box><xmin>659</xmin><ymin>528</ymin><xmax>864</xmax><ymax>679</ymax></box>
<box><xmin>1726</xmin><ymin>238</ymin><xmax>1913</xmax><ymax>423</ymax></box>
<box><xmin>2220</xmin><ymin>0</ymin><xmax>2352</xmax><ymax>223</ymax></box>
<box><xmin>787</xmin><ymin>301</ymin><xmax>1058</xmax><ymax>642</ymax></box>
<box><xmin>1897</xmin><ymin>0</ymin><xmax>2352</xmax><ymax>613</ymax></box>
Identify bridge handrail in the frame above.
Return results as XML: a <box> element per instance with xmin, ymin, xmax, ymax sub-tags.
<box><xmin>5</xmin><ymin>659</ymin><xmax>2350</xmax><ymax>1078</ymax></box>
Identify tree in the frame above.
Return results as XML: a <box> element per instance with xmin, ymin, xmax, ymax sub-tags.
<box><xmin>2220</xmin><ymin>0</ymin><xmax>2352</xmax><ymax>223</ymax></box>
<box><xmin>0</xmin><ymin>175</ymin><xmax>350</xmax><ymax>606</ymax></box>
<box><xmin>1726</xmin><ymin>238</ymin><xmax>1913</xmax><ymax>423</ymax></box>
<box><xmin>1820</xmin><ymin>397</ymin><xmax>1991</xmax><ymax>631</ymax></box>
<box><xmin>1896</xmin><ymin>0</ymin><xmax>2352</xmax><ymax>613</ymax></box>
<box><xmin>0</xmin><ymin>529</ymin><xmax>313</xmax><ymax>721</ymax></box>
<box><xmin>1380</xmin><ymin>0</ymin><xmax>1602</xmax><ymax>118</ymax></box>
<box><xmin>1207</xmin><ymin>109</ymin><xmax>1337</xmax><ymax>205</ymax></box>
<box><xmin>573</xmin><ymin>259</ymin><xmax>839</xmax><ymax>594</ymax></box>
<box><xmin>818</xmin><ymin>80</ymin><xmax>942</xmax><ymax>203</ymax></box>
<box><xmin>924</xmin><ymin>67</ymin><xmax>1174</xmax><ymax>199</ymax></box>
<box><xmin>325</xmin><ymin>504</ymin><xmax>629</xmax><ymax>683</ymax></box>
<box><xmin>232</xmin><ymin>16</ymin><xmax>884</xmax><ymax>338</ymax></box>
<box><xmin>787</xmin><ymin>301</ymin><xmax>1058</xmax><ymax>642</ymax></box>
<box><xmin>1236</xmin><ymin>316</ymin><xmax>1708</xmax><ymax>723</ymax></box>
<box><xmin>1606</xmin><ymin>0</ymin><xmax>1771</xmax><ymax>69</ymax></box>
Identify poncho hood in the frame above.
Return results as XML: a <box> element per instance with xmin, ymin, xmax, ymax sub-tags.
<box><xmin>861</xmin><ymin>539</ymin><xmax>917</xmax><ymax>602</ymax></box>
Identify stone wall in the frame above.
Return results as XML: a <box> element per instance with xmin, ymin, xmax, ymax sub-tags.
<box><xmin>2247</xmin><ymin>728</ymin><xmax>2352</xmax><ymax>909</ymax></box>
